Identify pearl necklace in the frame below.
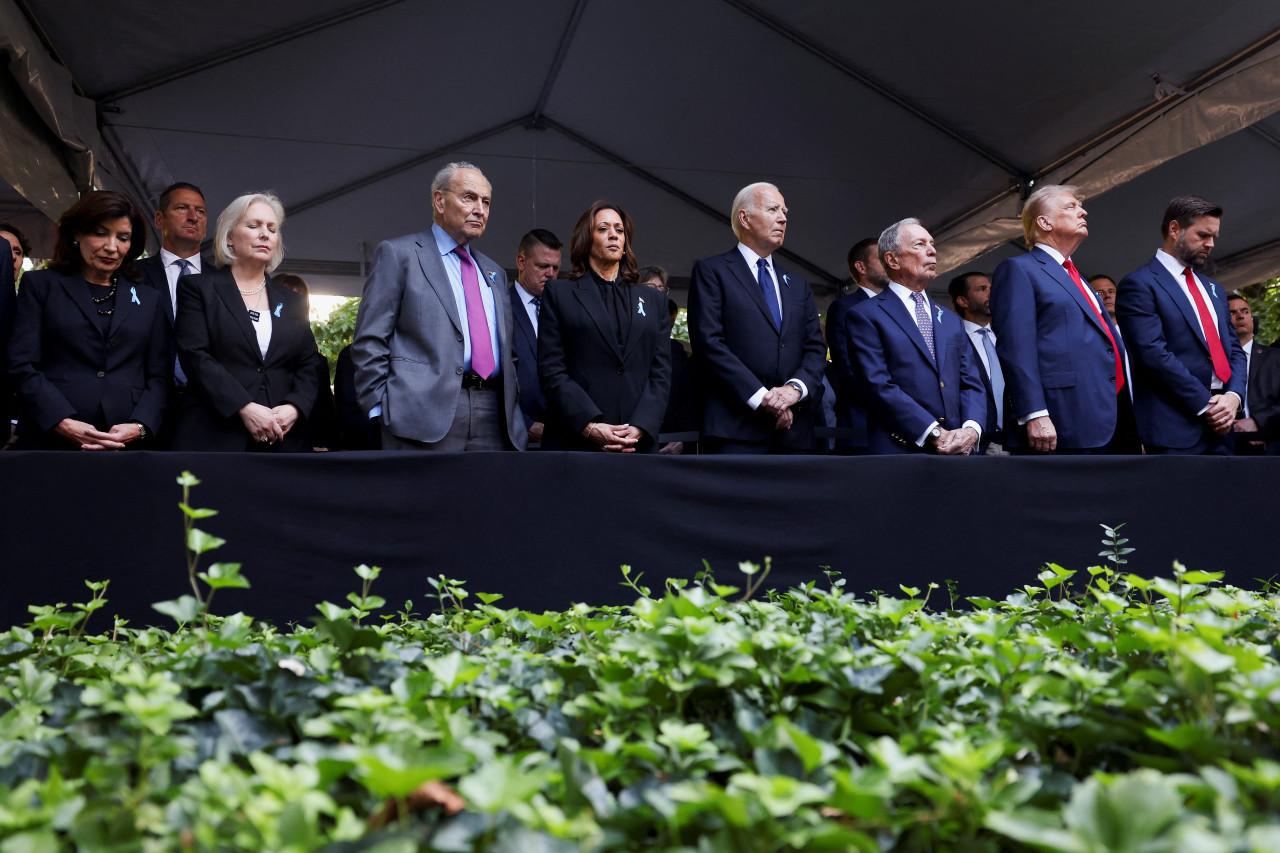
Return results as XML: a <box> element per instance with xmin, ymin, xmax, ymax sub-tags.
<box><xmin>237</xmin><ymin>277</ymin><xmax>267</xmax><ymax>296</ymax></box>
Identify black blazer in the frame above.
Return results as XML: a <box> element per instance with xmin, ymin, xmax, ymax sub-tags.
<box><xmin>688</xmin><ymin>247</ymin><xmax>827</xmax><ymax>449</ymax></box>
<box><xmin>0</xmin><ymin>247</ymin><xmax>15</xmax><ymax>431</ymax></box>
<box><xmin>1247</xmin><ymin>343</ymin><xmax>1280</xmax><ymax>454</ymax></box>
<box><xmin>509</xmin><ymin>283</ymin><xmax>546</xmax><ymax>428</ymax></box>
<box><xmin>172</xmin><ymin>268</ymin><xmax>319</xmax><ymax>451</ymax></box>
<box><xmin>828</xmin><ymin>287</ymin><xmax>872</xmax><ymax>451</ymax></box>
<box><xmin>8</xmin><ymin>268</ymin><xmax>170</xmax><ymax>446</ymax></box>
<box><xmin>538</xmin><ymin>276</ymin><xmax>671</xmax><ymax>452</ymax></box>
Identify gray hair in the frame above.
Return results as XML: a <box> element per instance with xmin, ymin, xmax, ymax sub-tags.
<box><xmin>878</xmin><ymin>217</ymin><xmax>922</xmax><ymax>267</ymax></box>
<box><xmin>432</xmin><ymin>161</ymin><xmax>484</xmax><ymax>195</ymax></box>
<box><xmin>213</xmin><ymin>191</ymin><xmax>285</xmax><ymax>272</ymax></box>
<box><xmin>730</xmin><ymin>182</ymin><xmax>780</xmax><ymax>240</ymax></box>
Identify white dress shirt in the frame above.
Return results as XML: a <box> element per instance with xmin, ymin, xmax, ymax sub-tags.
<box><xmin>735</xmin><ymin>243</ymin><xmax>807</xmax><ymax>409</ymax></box>
<box><xmin>159</xmin><ymin>247</ymin><xmax>202</xmax><ymax>312</ymax></box>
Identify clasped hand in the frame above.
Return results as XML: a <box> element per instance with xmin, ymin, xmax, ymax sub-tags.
<box><xmin>55</xmin><ymin>417</ymin><xmax>142</xmax><ymax>450</ymax></box>
<box><xmin>1204</xmin><ymin>393</ymin><xmax>1238</xmax><ymax>435</ymax></box>
<box><xmin>582</xmin><ymin>421</ymin><xmax>641</xmax><ymax>452</ymax></box>
<box><xmin>933</xmin><ymin>426</ymin><xmax>979</xmax><ymax>456</ymax></box>
<box><xmin>239</xmin><ymin>402</ymin><xmax>298</xmax><ymax>444</ymax></box>
<box><xmin>761</xmin><ymin>384</ymin><xmax>801</xmax><ymax>430</ymax></box>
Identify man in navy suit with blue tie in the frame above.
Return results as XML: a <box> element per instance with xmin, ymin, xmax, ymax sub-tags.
<box><xmin>990</xmin><ymin>185</ymin><xmax>1136</xmax><ymax>454</ymax></box>
<box><xmin>847</xmin><ymin>218</ymin><xmax>985</xmax><ymax>455</ymax></box>
<box><xmin>688</xmin><ymin>182</ymin><xmax>826</xmax><ymax>453</ymax></box>
<box><xmin>509</xmin><ymin>228</ymin><xmax>562</xmax><ymax>446</ymax></box>
<box><xmin>1116</xmin><ymin>196</ymin><xmax>1245</xmax><ymax>455</ymax></box>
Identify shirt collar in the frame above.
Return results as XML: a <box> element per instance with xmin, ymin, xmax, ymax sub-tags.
<box><xmin>737</xmin><ymin>242</ymin><xmax>772</xmax><ymax>272</ymax></box>
<box><xmin>963</xmin><ymin>318</ymin><xmax>991</xmax><ymax>337</ymax></box>
<box><xmin>432</xmin><ymin>222</ymin><xmax>462</xmax><ymax>257</ymax></box>
<box><xmin>1033</xmin><ymin>243</ymin><xmax>1067</xmax><ymax>265</ymax></box>
<box><xmin>1155</xmin><ymin>248</ymin><xmax>1193</xmax><ymax>281</ymax></box>
<box><xmin>159</xmin><ymin>247</ymin><xmax>201</xmax><ymax>270</ymax></box>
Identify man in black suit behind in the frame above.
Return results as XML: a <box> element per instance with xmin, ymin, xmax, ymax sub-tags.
<box><xmin>1228</xmin><ymin>293</ymin><xmax>1280</xmax><ymax>455</ymax></box>
<box><xmin>688</xmin><ymin>182</ymin><xmax>826</xmax><ymax>453</ymax></box>
<box><xmin>136</xmin><ymin>182</ymin><xmax>209</xmax><ymax>325</ymax></box>
<box><xmin>948</xmin><ymin>271</ymin><xmax>1006</xmax><ymax>454</ymax></box>
<box><xmin>509</xmin><ymin>228</ymin><xmax>562</xmax><ymax>447</ymax></box>
<box><xmin>827</xmin><ymin>237</ymin><xmax>890</xmax><ymax>454</ymax></box>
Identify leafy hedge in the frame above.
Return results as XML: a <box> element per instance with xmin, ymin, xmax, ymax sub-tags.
<box><xmin>2</xmin><ymin>479</ymin><xmax>1279</xmax><ymax>851</ymax></box>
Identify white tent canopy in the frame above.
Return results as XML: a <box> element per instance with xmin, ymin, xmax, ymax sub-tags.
<box><xmin>4</xmin><ymin>0</ymin><xmax>1280</xmax><ymax>306</ymax></box>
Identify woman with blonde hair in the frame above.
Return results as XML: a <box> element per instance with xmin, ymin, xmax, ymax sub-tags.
<box><xmin>171</xmin><ymin>192</ymin><xmax>318</xmax><ymax>451</ymax></box>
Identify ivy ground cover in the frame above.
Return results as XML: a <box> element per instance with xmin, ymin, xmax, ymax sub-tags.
<box><xmin>2</xmin><ymin>512</ymin><xmax>1280</xmax><ymax>850</ymax></box>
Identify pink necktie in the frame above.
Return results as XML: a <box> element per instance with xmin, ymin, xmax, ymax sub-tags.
<box><xmin>1063</xmin><ymin>258</ymin><xmax>1124</xmax><ymax>394</ymax></box>
<box><xmin>454</xmin><ymin>246</ymin><xmax>495</xmax><ymax>379</ymax></box>
<box><xmin>1183</xmin><ymin>267</ymin><xmax>1230</xmax><ymax>384</ymax></box>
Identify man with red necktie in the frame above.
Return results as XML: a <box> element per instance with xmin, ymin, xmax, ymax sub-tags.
<box><xmin>1116</xmin><ymin>195</ymin><xmax>1246</xmax><ymax>455</ymax></box>
<box><xmin>990</xmin><ymin>184</ymin><xmax>1138</xmax><ymax>454</ymax></box>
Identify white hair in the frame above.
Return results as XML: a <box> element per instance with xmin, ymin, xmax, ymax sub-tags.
<box><xmin>214</xmin><ymin>191</ymin><xmax>285</xmax><ymax>272</ymax></box>
<box><xmin>878</xmin><ymin>217</ymin><xmax>922</xmax><ymax>267</ymax></box>
<box><xmin>730</xmin><ymin>182</ymin><xmax>780</xmax><ymax>240</ymax></box>
<box><xmin>431</xmin><ymin>161</ymin><xmax>484</xmax><ymax>195</ymax></box>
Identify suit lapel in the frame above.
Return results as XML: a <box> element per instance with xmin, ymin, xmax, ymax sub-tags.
<box><xmin>572</xmin><ymin>278</ymin><xmax>622</xmax><ymax>360</ymax></box>
<box><xmin>261</xmin><ymin>278</ymin><xmax>293</xmax><ymax>364</ymax></box>
<box><xmin>415</xmin><ymin>237</ymin><xmax>462</xmax><ymax>334</ymax></box>
<box><xmin>726</xmin><ymin>249</ymin><xmax>778</xmax><ymax>333</ymax></box>
<box><xmin>880</xmin><ymin>292</ymin><xmax>935</xmax><ymax>368</ymax></box>
<box><xmin>932</xmin><ymin>304</ymin><xmax>947</xmax><ymax>374</ymax></box>
<box><xmin>107</xmin><ymin>280</ymin><xmax>140</xmax><ymax>336</ymax></box>
<box><xmin>59</xmin><ymin>272</ymin><xmax>99</xmax><ymax>328</ymax></box>
<box><xmin>214</xmin><ymin>271</ymin><xmax>263</xmax><ymax>361</ymax></box>
<box><xmin>1150</xmin><ymin>258</ymin><xmax>1209</xmax><ymax>353</ymax></box>
<box><xmin>1033</xmin><ymin>249</ymin><xmax>1107</xmax><ymax>336</ymax></box>
<box><xmin>510</xmin><ymin>287</ymin><xmax>536</xmax><ymax>352</ymax></box>
<box><xmin>621</xmin><ymin>285</ymin><xmax>650</xmax><ymax>362</ymax></box>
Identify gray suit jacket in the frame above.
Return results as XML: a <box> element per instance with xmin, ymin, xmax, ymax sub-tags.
<box><xmin>350</xmin><ymin>228</ymin><xmax>527</xmax><ymax>448</ymax></box>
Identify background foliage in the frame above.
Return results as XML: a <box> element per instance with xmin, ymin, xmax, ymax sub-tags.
<box><xmin>2</xmin><ymin>484</ymin><xmax>1280</xmax><ymax>852</ymax></box>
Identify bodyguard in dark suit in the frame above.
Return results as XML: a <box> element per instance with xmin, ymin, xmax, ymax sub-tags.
<box><xmin>351</xmin><ymin>162</ymin><xmax>526</xmax><ymax>451</ymax></box>
<box><xmin>538</xmin><ymin>201</ymin><xmax>670</xmax><ymax>452</ymax></box>
<box><xmin>135</xmin><ymin>182</ymin><xmax>210</xmax><ymax>327</ymax></box>
<box><xmin>509</xmin><ymin>228</ymin><xmax>562</xmax><ymax>446</ymax></box>
<box><xmin>8</xmin><ymin>191</ymin><xmax>170</xmax><ymax>450</ymax></box>
<box><xmin>1227</xmin><ymin>293</ymin><xmax>1280</xmax><ymax>454</ymax></box>
<box><xmin>0</xmin><ymin>236</ymin><xmax>14</xmax><ymax>437</ymax></box>
<box><xmin>828</xmin><ymin>237</ymin><xmax>891</xmax><ymax>454</ymax></box>
<box><xmin>991</xmin><ymin>184</ymin><xmax>1134</xmax><ymax>454</ymax></box>
<box><xmin>847</xmin><ymin>219</ymin><xmax>985</xmax><ymax>455</ymax></box>
<box><xmin>171</xmin><ymin>193</ymin><xmax>318</xmax><ymax>452</ymax></box>
<box><xmin>948</xmin><ymin>271</ymin><xmax>1005</xmax><ymax>454</ymax></box>
<box><xmin>688</xmin><ymin>182</ymin><xmax>826</xmax><ymax>453</ymax></box>
<box><xmin>1116</xmin><ymin>196</ymin><xmax>1245</xmax><ymax>455</ymax></box>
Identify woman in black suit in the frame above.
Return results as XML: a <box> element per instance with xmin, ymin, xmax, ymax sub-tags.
<box><xmin>8</xmin><ymin>191</ymin><xmax>170</xmax><ymax>450</ymax></box>
<box><xmin>171</xmin><ymin>192</ymin><xmax>318</xmax><ymax>452</ymax></box>
<box><xmin>538</xmin><ymin>200</ymin><xmax>671</xmax><ymax>452</ymax></box>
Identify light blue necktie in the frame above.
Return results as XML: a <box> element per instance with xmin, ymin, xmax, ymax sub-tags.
<box><xmin>757</xmin><ymin>259</ymin><xmax>782</xmax><ymax>329</ymax></box>
<box><xmin>172</xmin><ymin>258</ymin><xmax>191</xmax><ymax>384</ymax></box>
<box><xmin>977</xmin><ymin>327</ymin><xmax>1004</xmax><ymax>430</ymax></box>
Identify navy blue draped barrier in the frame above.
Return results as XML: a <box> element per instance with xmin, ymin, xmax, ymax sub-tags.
<box><xmin>1</xmin><ymin>452</ymin><xmax>1277</xmax><ymax>629</ymax></box>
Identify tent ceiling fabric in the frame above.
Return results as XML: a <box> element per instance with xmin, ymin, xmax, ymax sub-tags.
<box><xmin>7</xmin><ymin>0</ymin><xmax>1280</xmax><ymax>300</ymax></box>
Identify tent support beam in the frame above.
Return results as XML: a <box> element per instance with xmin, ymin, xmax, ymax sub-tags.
<box><xmin>529</xmin><ymin>0</ymin><xmax>590</xmax><ymax>127</ymax></box>
<box><xmin>542</xmin><ymin>115</ymin><xmax>838</xmax><ymax>288</ymax></box>
<box><xmin>284</xmin><ymin>115</ymin><xmax>530</xmax><ymax>218</ymax></box>
<box><xmin>93</xmin><ymin>0</ymin><xmax>410</xmax><ymax>103</ymax></box>
<box><xmin>719</xmin><ymin>0</ymin><xmax>1023</xmax><ymax>179</ymax></box>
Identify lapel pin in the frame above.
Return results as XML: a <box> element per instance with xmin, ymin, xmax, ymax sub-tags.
<box><xmin>637</xmin><ymin>296</ymin><xmax>646</xmax><ymax>316</ymax></box>
<box><xmin>273</xmin><ymin>303</ymin><xmax>283</xmax><ymax>318</ymax></box>
<box><xmin>130</xmin><ymin>286</ymin><xmax>141</xmax><ymax>305</ymax></box>
<box><xmin>782</xmin><ymin>273</ymin><xmax>790</xmax><ymax>286</ymax></box>
<box><xmin>935</xmin><ymin>305</ymin><xmax>943</xmax><ymax>323</ymax></box>
<box><xmin>486</xmin><ymin>270</ymin><xmax>497</xmax><ymax>283</ymax></box>
<box><xmin>1210</xmin><ymin>283</ymin><xmax>1218</xmax><ymax>298</ymax></box>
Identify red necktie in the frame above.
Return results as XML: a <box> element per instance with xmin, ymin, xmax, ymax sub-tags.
<box><xmin>1183</xmin><ymin>267</ymin><xmax>1230</xmax><ymax>384</ymax></box>
<box><xmin>1063</xmin><ymin>258</ymin><xmax>1124</xmax><ymax>394</ymax></box>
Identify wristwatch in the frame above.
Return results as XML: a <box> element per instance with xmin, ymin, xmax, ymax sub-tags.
<box><xmin>133</xmin><ymin>421</ymin><xmax>149</xmax><ymax>441</ymax></box>
<box><xmin>785</xmin><ymin>380</ymin><xmax>803</xmax><ymax>396</ymax></box>
<box><xmin>927</xmin><ymin>425</ymin><xmax>942</xmax><ymax>442</ymax></box>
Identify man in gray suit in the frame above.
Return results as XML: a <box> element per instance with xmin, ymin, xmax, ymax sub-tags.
<box><xmin>352</xmin><ymin>161</ymin><xmax>527</xmax><ymax>450</ymax></box>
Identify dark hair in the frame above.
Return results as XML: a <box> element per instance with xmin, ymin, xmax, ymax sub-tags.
<box><xmin>1160</xmin><ymin>195</ymin><xmax>1222</xmax><ymax>239</ymax></box>
<box><xmin>1227</xmin><ymin>292</ymin><xmax>1248</xmax><ymax>305</ymax></box>
<box><xmin>157</xmin><ymin>181</ymin><xmax>206</xmax><ymax>213</ymax></box>
<box><xmin>518</xmin><ymin>228</ymin><xmax>562</xmax><ymax>256</ymax></box>
<box><xmin>667</xmin><ymin>297</ymin><xmax>679</xmax><ymax>317</ymax></box>
<box><xmin>947</xmin><ymin>271</ymin><xmax>987</xmax><ymax>314</ymax></box>
<box><xmin>0</xmin><ymin>221</ymin><xmax>32</xmax><ymax>257</ymax></box>
<box><xmin>50</xmin><ymin>191</ymin><xmax>147</xmax><ymax>282</ymax></box>
<box><xmin>568</xmin><ymin>200</ymin><xmax>638</xmax><ymax>283</ymax></box>
<box><xmin>1087</xmin><ymin>274</ymin><xmax>1115</xmax><ymax>285</ymax></box>
<box><xmin>846</xmin><ymin>237</ymin><xmax>879</xmax><ymax>279</ymax></box>
<box><xmin>273</xmin><ymin>272</ymin><xmax>309</xmax><ymax>296</ymax></box>
<box><xmin>637</xmin><ymin>265</ymin><xmax>668</xmax><ymax>290</ymax></box>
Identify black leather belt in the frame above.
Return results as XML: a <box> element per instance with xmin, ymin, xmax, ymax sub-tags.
<box><xmin>461</xmin><ymin>372</ymin><xmax>502</xmax><ymax>390</ymax></box>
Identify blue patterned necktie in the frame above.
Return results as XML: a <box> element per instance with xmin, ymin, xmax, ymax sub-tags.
<box><xmin>757</xmin><ymin>258</ymin><xmax>782</xmax><ymax>329</ymax></box>
<box><xmin>171</xmin><ymin>258</ymin><xmax>191</xmax><ymax>383</ymax></box>
<box><xmin>911</xmin><ymin>292</ymin><xmax>935</xmax><ymax>362</ymax></box>
<box><xmin>977</xmin><ymin>327</ymin><xmax>1003</xmax><ymax>429</ymax></box>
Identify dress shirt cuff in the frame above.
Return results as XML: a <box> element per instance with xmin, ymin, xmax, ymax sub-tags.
<box><xmin>961</xmin><ymin>420</ymin><xmax>983</xmax><ymax>440</ymax></box>
<box><xmin>747</xmin><ymin>387</ymin><xmax>768</xmax><ymax>410</ymax></box>
<box><xmin>1018</xmin><ymin>409</ymin><xmax>1049</xmax><ymax>426</ymax></box>
<box><xmin>786</xmin><ymin>379</ymin><xmax>808</xmax><ymax>401</ymax></box>
<box><xmin>915</xmin><ymin>420</ymin><xmax>940</xmax><ymax>448</ymax></box>
<box><xmin>368</xmin><ymin>403</ymin><xmax>382</xmax><ymax>419</ymax></box>
<box><xmin>1207</xmin><ymin>392</ymin><xmax>1241</xmax><ymax>416</ymax></box>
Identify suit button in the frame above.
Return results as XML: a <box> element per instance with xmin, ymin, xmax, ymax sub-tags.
<box><xmin>939</xmin><ymin>381</ymin><xmax>946</xmax><ymax>388</ymax></box>
<box><xmin>779</xmin><ymin>342</ymin><xmax>785</xmax><ymax>348</ymax></box>
<box><xmin>1205</xmin><ymin>357</ymin><xmax>1212</xmax><ymax>365</ymax></box>
<box><xmin>96</xmin><ymin>371</ymin><xmax>105</xmax><ymax>378</ymax></box>
<box><xmin>456</xmin><ymin>367</ymin><xmax>464</xmax><ymax>375</ymax></box>
<box><xmin>616</xmin><ymin>367</ymin><xmax>624</xmax><ymax>375</ymax></box>
<box><xmin>1107</xmin><ymin>347</ymin><xmax>1114</xmax><ymax>354</ymax></box>
<box><xmin>109</xmin><ymin>338</ymin><xmax>119</xmax><ymax>347</ymax></box>
<box><xmin>1109</xmin><ymin>376</ymin><xmax>1116</xmax><ymax>383</ymax></box>
<box><xmin>456</xmin><ymin>333</ymin><xmax>463</xmax><ymax>342</ymax></box>
<box><xmin>257</xmin><ymin>367</ymin><xmax>265</xmax><ymax>373</ymax></box>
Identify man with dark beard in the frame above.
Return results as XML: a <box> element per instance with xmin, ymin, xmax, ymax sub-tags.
<box><xmin>1116</xmin><ymin>195</ymin><xmax>1245</xmax><ymax>454</ymax></box>
<box><xmin>949</xmin><ymin>271</ymin><xmax>1004</xmax><ymax>453</ymax></box>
